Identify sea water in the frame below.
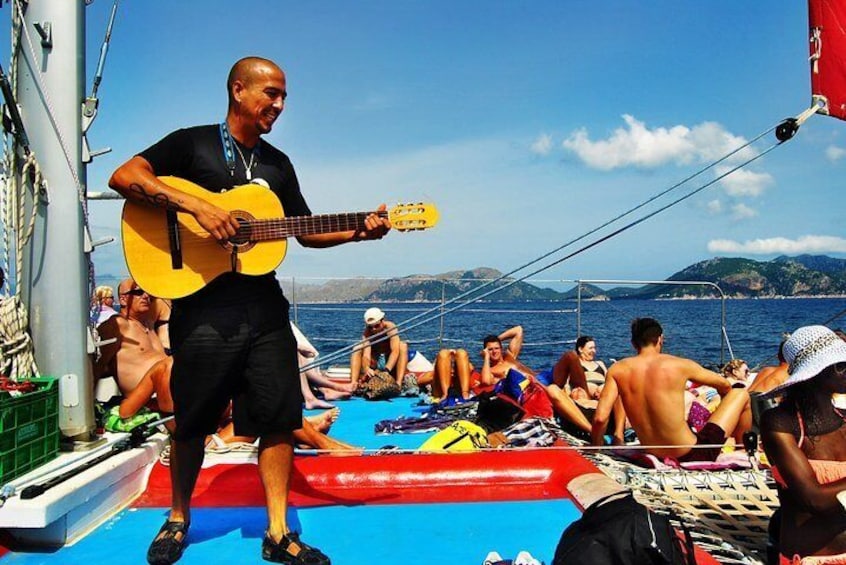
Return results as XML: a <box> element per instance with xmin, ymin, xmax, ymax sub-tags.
<box><xmin>292</xmin><ymin>297</ymin><xmax>846</xmax><ymax>372</ymax></box>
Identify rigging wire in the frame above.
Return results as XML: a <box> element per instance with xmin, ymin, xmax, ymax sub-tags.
<box><xmin>302</xmin><ymin>116</ymin><xmax>797</xmax><ymax>373</ymax></box>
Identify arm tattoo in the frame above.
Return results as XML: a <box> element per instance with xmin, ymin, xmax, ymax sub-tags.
<box><xmin>128</xmin><ymin>182</ymin><xmax>183</xmax><ymax>212</ymax></box>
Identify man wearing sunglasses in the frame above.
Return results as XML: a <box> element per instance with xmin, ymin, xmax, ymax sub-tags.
<box><xmin>95</xmin><ymin>278</ymin><xmax>166</xmax><ymax>395</ymax></box>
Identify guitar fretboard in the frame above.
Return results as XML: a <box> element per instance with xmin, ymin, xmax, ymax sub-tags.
<box><xmin>241</xmin><ymin>211</ymin><xmax>389</xmax><ymax>241</ymax></box>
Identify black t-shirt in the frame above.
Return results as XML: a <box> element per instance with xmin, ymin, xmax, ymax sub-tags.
<box><xmin>138</xmin><ymin>124</ymin><xmax>311</xmax><ymax>306</ymax></box>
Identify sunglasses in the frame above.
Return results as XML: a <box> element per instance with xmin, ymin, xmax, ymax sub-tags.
<box><xmin>121</xmin><ymin>288</ymin><xmax>148</xmax><ymax>296</ymax></box>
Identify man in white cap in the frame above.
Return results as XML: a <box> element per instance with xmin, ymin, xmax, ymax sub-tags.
<box><xmin>349</xmin><ymin>307</ymin><xmax>408</xmax><ymax>387</ymax></box>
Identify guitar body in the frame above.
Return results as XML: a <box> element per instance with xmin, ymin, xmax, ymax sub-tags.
<box><xmin>121</xmin><ymin>177</ymin><xmax>288</xmax><ymax>299</ymax></box>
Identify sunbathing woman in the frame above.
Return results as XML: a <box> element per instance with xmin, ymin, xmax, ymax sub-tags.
<box><xmin>722</xmin><ymin>358</ymin><xmax>751</xmax><ymax>387</ymax></box>
<box><xmin>575</xmin><ymin>336</ymin><xmax>608</xmax><ymax>400</ymax></box>
<box><xmin>120</xmin><ymin>357</ymin><xmax>358</xmax><ymax>453</ymax></box>
<box><xmin>760</xmin><ymin>325</ymin><xmax>846</xmax><ymax>563</ymax></box>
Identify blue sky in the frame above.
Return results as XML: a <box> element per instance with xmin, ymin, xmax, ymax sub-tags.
<box><xmin>24</xmin><ymin>2</ymin><xmax>846</xmax><ymax>285</ymax></box>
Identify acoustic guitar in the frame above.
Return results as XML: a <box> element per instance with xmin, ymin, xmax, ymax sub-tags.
<box><xmin>121</xmin><ymin>176</ymin><xmax>438</xmax><ymax>299</ymax></box>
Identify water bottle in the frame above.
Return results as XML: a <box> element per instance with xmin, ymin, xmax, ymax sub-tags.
<box><xmin>377</xmin><ymin>353</ymin><xmax>387</xmax><ymax>371</ymax></box>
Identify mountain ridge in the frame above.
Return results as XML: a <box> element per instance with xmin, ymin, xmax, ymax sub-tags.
<box><xmin>280</xmin><ymin>255</ymin><xmax>846</xmax><ymax>302</ymax></box>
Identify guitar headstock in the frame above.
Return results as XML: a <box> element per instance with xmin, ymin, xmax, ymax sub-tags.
<box><xmin>388</xmin><ymin>202</ymin><xmax>439</xmax><ymax>231</ymax></box>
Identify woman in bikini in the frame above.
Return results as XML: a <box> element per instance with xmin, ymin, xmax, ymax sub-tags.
<box><xmin>573</xmin><ymin>335</ymin><xmax>608</xmax><ymax>401</ymax></box>
<box><xmin>760</xmin><ymin>325</ymin><xmax>846</xmax><ymax>564</ymax></box>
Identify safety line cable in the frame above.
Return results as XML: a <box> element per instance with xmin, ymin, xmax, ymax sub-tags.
<box><xmin>302</xmin><ymin>117</ymin><xmax>792</xmax><ymax>373</ymax></box>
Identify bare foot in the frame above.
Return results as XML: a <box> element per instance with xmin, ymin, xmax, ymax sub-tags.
<box><xmin>304</xmin><ymin>397</ymin><xmax>335</xmax><ymax>410</ymax></box>
<box><xmin>323</xmin><ymin>436</ymin><xmax>364</xmax><ymax>455</ymax></box>
<box><xmin>331</xmin><ymin>381</ymin><xmax>356</xmax><ymax>394</ymax></box>
<box><xmin>320</xmin><ymin>388</ymin><xmax>351</xmax><ymax>401</ymax></box>
<box><xmin>306</xmin><ymin>408</ymin><xmax>340</xmax><ymax>433</ymax></box>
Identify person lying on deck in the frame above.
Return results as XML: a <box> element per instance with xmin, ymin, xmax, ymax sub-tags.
<box><xmin>290</xmin><ymin>321</ymin><xmax>354</xmax><ymax>409</ymax></box>
<box><xmin>480</xmin><ymin>325</ymin><xmax>594</xmax><ymax>436</ymax></box>
<box><xmin>722</xmin><ymin>358</ymin><xmax>752</xmax><ymax>388</ymax></box>
<box><xmin>591</xmin><ymin>317</ymin><xmax>753</xmax><ymax>461</ymax></box>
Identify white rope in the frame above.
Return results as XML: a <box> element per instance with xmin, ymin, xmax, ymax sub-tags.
<box><xmin>0</xmin><ymin>4</ymin><xmax>53</xmax><ymax>380</ymax></box>
<box><xmin>0</xmin><ymin>295</ymin><xmax>38</xmax><ymax>378</ymax></box>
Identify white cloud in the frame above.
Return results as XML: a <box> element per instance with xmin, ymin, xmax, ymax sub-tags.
<box><xmin>561</xmin><ymin>115</ymin><xmax>755</xmax><ymax>171</ymax></box>
<box><xmin>531</xmin><ymin>133</ymin><xmax>553</xmax><ymax>156</ymax></box>
<box><xmin>826</xmin><ymin>145</ymin><xmax>846</xmax><ymax>162</ymax></box>
<box><xmin>730</xmin><ymin>203</ymin><xmax>757</xmax><ymax>220</ymax></box>
<box><xmin>708</xmin><ymin>235</ymin><xmax>846</xmax><ymax>255</ymax></box>
<box><xmin>705</xmin><ymin>199</ymin><xmax>722</xmax><ymax>214</ymax></box>
<box><xmin>716</xmin><ymin>166</ymin><xmax>773</xmax><ymax>197</ymax></box>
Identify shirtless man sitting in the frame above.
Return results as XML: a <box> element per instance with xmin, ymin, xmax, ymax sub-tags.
<box><xmin>349</xmin><ymin>307</ymin><xmax>408</xmax><ymax>387</ymax></box>
<box><xmin>95</xmin><ymin>278</ymin><xmax>165</xmax><ymax>395</ymax></box>
<box><xmin>591</xmin><ymin>317</ymin><xmax>753</xmax><ymax>460</ymax></box>
<box><xmin>481</xmin><ymin>326</ymin><xmax>593</xmax><ymax>434</ymax></box>
<box><xmin>748</xmin><ymin>340</ymin><xmax>789</xmax><ymax>394</ymax></box>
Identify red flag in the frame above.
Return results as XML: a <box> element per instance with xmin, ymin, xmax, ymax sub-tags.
<box><xmin>809</xmin><ymin>0</ymin><xmax>846</xmax><ymax>120</ymax></box>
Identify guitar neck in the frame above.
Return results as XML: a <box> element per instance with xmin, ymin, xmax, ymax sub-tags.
<box><xmin>246</xmin><ymin>211</ymin><xmax>388</xmax><ymax>241</ymax></box>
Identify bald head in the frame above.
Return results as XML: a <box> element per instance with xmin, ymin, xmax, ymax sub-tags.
<box><xmin>227</xmin><ymin>57</ymin><xmax>283</xmax><ymax>106</ymax></box>
<box><xmin>118</xmin><ymin>278</ymin><xmax>134</xmax><ymax>296</ymax></box>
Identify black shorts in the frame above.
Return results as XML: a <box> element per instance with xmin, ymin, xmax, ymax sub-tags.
<box><xmin>169</xmin><ymin>292</ymin><xmax>303</xmax><ymax>440</ymax></box>
<box><xmin>678</xmin><ymin>422</ymin><xmax>727</xmax><ymax>463</ymax></box>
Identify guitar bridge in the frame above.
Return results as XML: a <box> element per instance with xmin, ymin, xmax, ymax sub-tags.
<box><xmin>166</xmin><ymin>210</ymin><xmax>183</xmax><ymax>270</ymax></box>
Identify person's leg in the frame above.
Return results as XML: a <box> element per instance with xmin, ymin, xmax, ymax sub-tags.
<box><xmin>707</xmin><ymin>388</ymin><xmax>753</xmax><ymax>444</ymax></box>
<box><xmin>259</xmin><ymin>432</ymin><xmax>294</xmax><ymax>541</ymax></box>
<box><xmin>305</xmin><ymin>366</ymin><xmax>355</xmax><ymax>394</ymax></box>
<box><xmin>300</xmin><ymin>367</ymin><xmax>335</xmax><ymax>410</ymax></box>
<box><xmin>415</xmin><ymin>369</ymin><xmax>435</xmax><ymax>389</ymax></box>
<box><xmin>293</xmin><ymin>418</ymin><xmax>359</xmax><ymax>452</ymax></box>
<box><xmin>394</xmin><ymin>340</ymin><xmax>409</xmax><ymax>385</ymax></box>
<box><xmin>433</xmin><ymin>349</ymin><xmax>452</xmax><ymax>401</ymax></box>
<box><xmin>454</xmin><ymin>349</ymin><xmax>471</xmax><ymax>399</ymax></box>
<box><xmin>150</xmin><ymin>303</ymin><xmax>243</xmax><ymax>563</ymax></box>
<box><xmin>168</xmin><ymin>436</ymin><xmax>205</xmax><ymax>524</ymax></box>
<box><xmin>306</xmin><ymin>408</ymin><xmax>339</xmax><ymax>433</ymax></box>
<box><xmin>147</xmin><ymin>436</ymin><xmax>203</xmax><ymax>564</ymax></box>
<box><xmin>546</xmin><ymin>384</ymin><xmax>592</xmax><ymax>433</ymax></box>
<box><xmin>349</xmin><ymin>348</ymin><xmax>363</xmax><ymax>387</ymax></box>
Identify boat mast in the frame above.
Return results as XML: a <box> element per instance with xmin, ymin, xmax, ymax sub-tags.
<box><xmin>16</xmin><ymin>1</ymin><xmax>94</xmax><ymax>440</ymax></box>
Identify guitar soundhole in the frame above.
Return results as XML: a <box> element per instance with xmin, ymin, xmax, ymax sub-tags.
<box><xmin>223</xmin><ymin>212</ymin><xmax>256</xmax><ymax>252</ymax></box>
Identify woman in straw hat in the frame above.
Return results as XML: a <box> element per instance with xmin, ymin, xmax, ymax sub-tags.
<box><xmin>760</xmin><ymin>325</ymin><xmax>846</xmax><ymax>563</ymax></box>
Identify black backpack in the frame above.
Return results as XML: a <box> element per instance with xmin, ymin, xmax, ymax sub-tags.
<box><xmin>553</xmin><ymin>492</ymin><xmax>696</xmax><ymax>565</ymax></box>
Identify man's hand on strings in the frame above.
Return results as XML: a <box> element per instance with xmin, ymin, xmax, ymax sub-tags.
<box><xmin>354</xmin><ymin>204</ymin><xmax>391</xmax><ymax>241</ymax></box>
<box><xmin>194</xmin><ymin>200</ymin><xmax>241</xmax><ymax>241</ymax></box>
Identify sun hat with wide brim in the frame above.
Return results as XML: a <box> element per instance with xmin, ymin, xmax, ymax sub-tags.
<box><xmin>765</xmin><ymin>325</ymin><xmax>846</xmax><ymax>397</ymax></box>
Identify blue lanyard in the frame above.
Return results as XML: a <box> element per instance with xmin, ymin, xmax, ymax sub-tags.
<box><xmin>218</xmin><ymin>122</ymin><xmax>236</xmax><ymax>177</ymax></box>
